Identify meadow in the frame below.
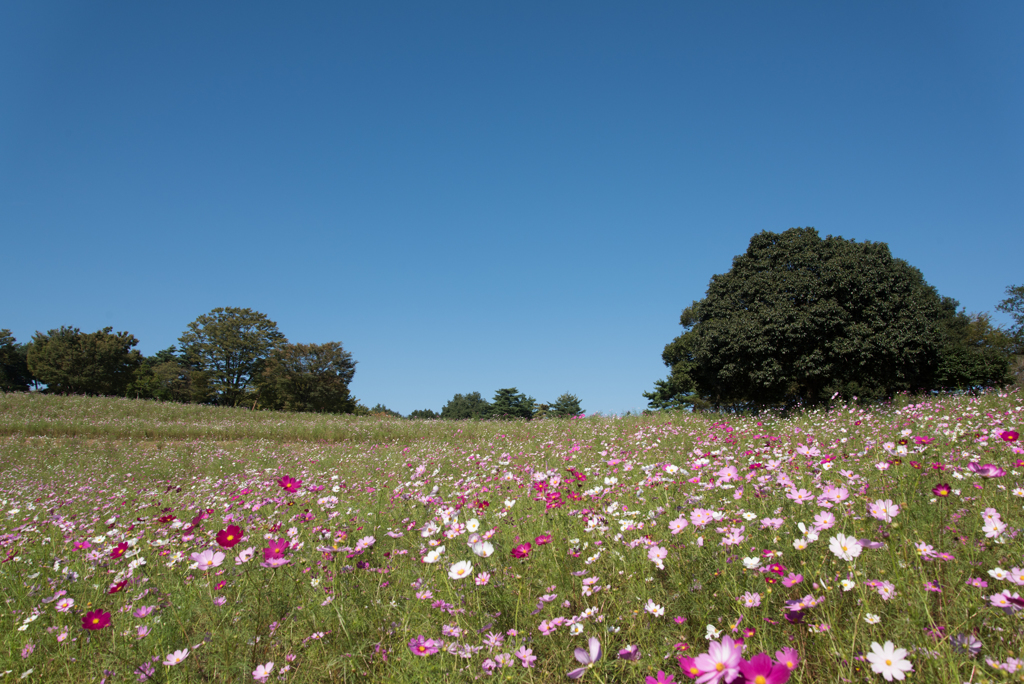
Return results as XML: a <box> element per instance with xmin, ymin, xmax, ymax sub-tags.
<box><xmin>1</xmin><ymin>391</ymin><xmax>1023</xmax><ymax>684</ymax></box>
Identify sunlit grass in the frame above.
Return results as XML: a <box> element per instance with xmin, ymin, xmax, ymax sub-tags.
<box><xmin>1</xmin><ymin>390</ymin><xmax>1022</xmax><ymax>683</ymax></box>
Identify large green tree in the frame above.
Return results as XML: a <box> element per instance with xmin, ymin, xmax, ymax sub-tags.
<box><xmin>440</xmin><ymin>391</ymin><xmax>491</xmax><ymax>420</ymax></box>
<box><xmin>648</xmin><ymin>227</ymin><xmax>1000</xmax><ymax>410</ymax></box>
<box><xmin>0</xmin><ymin>330</ymin><xmax>33</xmax><ymax>392</ymax></box>
<box><xmin>27</xmin><ymin>326</ymin><xmax>143</xmax><ymax>396</ymax></box>
<box><xmin>487</xmin><ymin>387</ymin><xmax>536</xmax><ymax>420</ymax></box>
<box><xmin>541</xmin><ymin>393</ymin><xmax>585</xmax><ymax>418</ymax></box>
<box><xmin>257</xmin><ymin>341</ymin><xmax>357</xmax><ymax>413</ymax></box>
<box><xmin>178</xmin><ymin>307</ymin><xmax>286</xmax><ymax>406</ymax></box>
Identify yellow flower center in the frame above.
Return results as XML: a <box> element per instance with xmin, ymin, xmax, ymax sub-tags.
<box><xmin>756</xmin><ymin>677</ymin><xmax>767</xmax><ymax>684</ymax></box>
<box><xmin>886</xmin><ymin>659</ymin><xmax>892</xmax><ymax>666</ymax></box>
<box><xmin>716</xmin><ymin>663</ymin><xmax>725</xmax><ymax>672</ymax></box>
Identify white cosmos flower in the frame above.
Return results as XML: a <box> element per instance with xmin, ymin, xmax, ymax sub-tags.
<box><xmin>448</xmin><ymin>560</ymin><xmax>473</xmax><ymax>580</ymax></box>
<box><xmin>828</xmin><ymin>533</ymin><xmax>862</xmax><ymax>562</ymax></box>
<box><xmin>865</xmin><ymin>641</ymin><xmax>913</xmax><ymax>681</ymax></box>
<box><xmin>466</xmin><ymin>518</ymin><xmax>480</xmax><ymax>533</ymax></box>
<box><xmin>644</xmin><ymin>599</ymin><xmax>665</xmax><ymax>617</ymax></box>
<box><xmin>470</xmin><ymin>541</ymin><xmax>494</xmax><ymax>558</ymax></box>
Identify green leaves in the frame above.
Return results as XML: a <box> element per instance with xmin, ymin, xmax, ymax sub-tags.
<box><xmin>26</xmin><ymin>327</ymin><xmax>142</xmax><ymax>396</ymax></box>
<box><xmin>649</xmin><ymin>227</ymin><xmax>1001</xmax><ymax>411</ymax></box>
<box><xmin>178</xmin><ymin>307</ymin><xmax>287</xmax><ymax>406</ymax></box>
<box><xmin>0</xmin><ymin>330</ymin><xmax>32</xmax><ymax>392</ymax></box>
<box><xmin>257</xmin><ymin>342</ymin><xmax>357</xmax><ymax>414</ymax></box>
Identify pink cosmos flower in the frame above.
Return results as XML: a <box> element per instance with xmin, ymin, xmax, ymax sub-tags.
<box><xmin>782</xmin><ymin>573</ymin><xmax>803</xmax><ymax>588</ymax></box>
<box><xmin>535</xmin><ymin>534</ymin><xmax>553</xmax><ymax>545</ymax></box>
<box><xmin>647</xmin><ymin>672</ymin><xmax>677</xmax><ymax>684</ymax></box>
<box><xmin>514</xmin><ymin>646</ymin><xmax>537</xmax><ymax>668</ymax></box>
<box><xmin>263</xmin><ymin>538</ymin><xmax>290</xmax><ymax>560</ymax></box>
<box><xmin>812</xmin><ymin>511</ymin><xmax>835</xmax><ymax>531</ymax></box>
<box><xmin>278</xmin><ymin>475</ymin><xmax>302</xmax><ymax>493</ymax></box>
<box><xmin>55</xmin><ymin>597</ymin><xmax>75</xmax><ymax>612</ymax></box>
<box><xmin>511</xmin><ymin>543</ymin><xmax>532</xmax><ymax>558</ymax></box>
<box><xmin>786</xmin><ymin>488</ymin><xmax>814</xmax><ymax>504</ymax></box>
<box><xmin>253</xmin><ymin>662</ymin><xmax>274</xmax><ymax>682</ymax></box>
<box><xmin>738</xmin><ymin>653</ymin><xmax>791</xmax><ymax>683</ymax></box>
<box><xmin>567</xmin><ymin>637</ymin><xmax>601</xmax><ymax>679</ymax></box>
<box><xmin>868</xmin><ymin>499</ymin><xmax>900</xmax><ymax>523</ymax></box>
<box><xmin>693</xmin><ymin>635</ymin><xmax>742</xmax><ymax>684</ymax></box>
<box><xmin>163</xmin><ymin>649</ymin><xmax>189</xmax><ymax>666</ymax></box>
<box><xmin>408</xmin><ymin>635</ymin><xmax>440</xmax><ymax>656</ymax></box>
<box><xmin>775</xmin><ymin>647</ymin><xmax>800</xmax><ymax>671</ymax></box>
<box><xmin>669</xmin><ymin>517</ymin><xmax>689</xmax><ymax>534</ymax></box>
<box><xmin>191</xmin><ymin>549</ymin><xmax>226</xmax><ymax>571</ymax></box>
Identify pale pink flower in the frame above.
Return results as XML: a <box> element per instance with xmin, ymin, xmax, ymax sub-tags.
<box><xmin>253</xmin><ymin>662</ymin><xmax>274</xmax><ymax>682</ymax></box>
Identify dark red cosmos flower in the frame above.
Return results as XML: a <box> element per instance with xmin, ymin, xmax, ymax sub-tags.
<box><xmin>263</xmin><ymin>537</ymin><xmax>290</xmax><ymax>560</ymax></box>
<box><xmin>1001</xmin><ymin>431</ymin><xmax>1019</xmax><ymax>443</ymax></box>
<box><xmin>217</xmin><ymin>525</ymin><xmax>245</xmax><ymax>548</ymax></box>
<box><xmin>278</xmin><ymin>475</ymin><xmax>302</xmax><ymax>493</ymax></box>
<box><xmin>158</xmin><ymin>515</ymin><xmax>176</xmax><ymax>523</ymax></box>
<box><xmin>909</xmin><ymin>461</ymin><xmax>922</xmax><ymax>469</ymax></box>
<box><xmin>511</xmin><ymin>543</ymin><xmax>532</xmax><ymax>558</ymax></box>
<box><xmin>932</xmin><ymin>483</ymin><xmax>951</xmax><ymax>497</ymax></box>
<box><xmin>768</xmin><ymin>563</ymin><xmax>786</xmax><ymax>576</ymax></box>
<box><xmin>764</xmin><ymin>575</ymin><xmax>779</xmax><ymax>585</ymax></box>
<box><xmin>82</xmin><ymin>609</ymin><xmax>111</xmax><ymax>630</ymax></box>
<box><xmin>108</xmin><ymin>579</ymin><xmax>129</xmax><ymax>594</ymax></box>
<box><xmin>110</xmin><ymin>542</ymin><xmax>128</xmax><ymax>559</ymax></box>
<box><xmin>535</xmin><ymin>534</ymin><xmax>553</xmax><ymax>546</ymax></box>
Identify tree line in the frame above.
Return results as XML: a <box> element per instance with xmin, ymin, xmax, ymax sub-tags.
<box><xmin>0</xmin><ymin>307</ymin><xmax>584</xmax><ymax>420</ymax></box>
<box><xmin>644</xmin><ymin>227</ymin><xmax>1024</xmax><ymax>412</ymax></box>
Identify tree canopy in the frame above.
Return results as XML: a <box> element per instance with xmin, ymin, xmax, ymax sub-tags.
<box><xmin>178</xmin><ymin>307</ymin><xmax>287</xmax><ymax>406</ymax></box>
<box><xmin>440</xmin><ymin>391</ymin><xmax>491</xmax><ymax>420</ymax></box>
<box><xmin>27</xmin><ymin>327</ymin><xmax>143</xmax><ymax>396</ymax></box>
<box><xmin>487</xmin><ymin>387</ymin><xmax>537</xmax><ymax>420</ymax></box>
<box><xmin>647</xmin><ymin>227</ymin><xmax>1010</xmax><ymax>411</ymax></box>
<box><xmin>541</xmin><ymin>393</ymin><xmax>585</xmax><ymax>418</ymax></box>
<box><xmin>0</xmin><ymin>330</ymin><xmax>32</xmax><ymax>392</ymax></box>
<box><xmin>257</xmin><ymin>341</ymin><xmax>357</xmax><ymax>413</ymax></box>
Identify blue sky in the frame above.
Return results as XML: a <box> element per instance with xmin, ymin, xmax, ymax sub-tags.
<box><xmin>2</xmin><ymin>2</ymin><xmax>1021</xmax><ymax>415</ymax></box>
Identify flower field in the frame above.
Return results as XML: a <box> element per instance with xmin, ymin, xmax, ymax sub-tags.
<box><xmin>1</xmin><ymin>391</ymin><xmax>1023</xmax><ymax>683</ymax></box>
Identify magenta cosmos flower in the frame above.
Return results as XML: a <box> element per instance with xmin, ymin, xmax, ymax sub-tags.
<box><xmin>82</xmin><ymin>609</ymin><xmax>111</xmax><ymax>630</ymax></box>
<box><xmin>408</xmin><ymin>635</ymin><xmax>440</xmax><ymax>656</ymax></box>
<box><xmin>932</xmin><ymin>483</ymin><xmax>951</xmax><ymax>497</ymax></box>
<box><xmin>278</xmin><ymin>475</ymin><xmax>302</xmax><ymax>493</ymax></box>
<box><xmin>737</xmin><ymin>653</ymin><xmax>791</xmax><ymax>684</ymax></box>
<box><xmin>511</xmin><ymin>542</ymin><xmax>532</xmax><ymax>558</ymax></box>
<box><xmin>263</xmin><ymin>537</ymin><xmax>290</xmax><ymax>560</ymax></box>
<box><xmin>110</xmin><ymin>542</ymin><xmax>128</xmax><ymax>559</ymax></box>
<box><xmin>217</xmin><ymin>525</ymin><xmax>245</xmax><ymax>548</ymax></box>
<box><xmin>647</xmin><ymin>672</ymin><xmax>677</xmax><ymax>684</ymax></box>
<box><xmin>693</xmin><ymin>636</ymin><xmax>742</xmax><ymax>684</ymax></box>
<box><xmin>1001</xmin><ymin>431</ymin><xmax>1019</xmax><ymax>443</ymax></box>
<box><xmin>535</xmin><ymin>534</ymin><xmax>553</xmax><ymax>545</ymax></box>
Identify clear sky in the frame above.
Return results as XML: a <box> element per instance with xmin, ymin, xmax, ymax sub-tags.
<box><xmin>2</xmin><ymin>2</ymin><xmax>1021</xmax><ymax>415</ymax></box>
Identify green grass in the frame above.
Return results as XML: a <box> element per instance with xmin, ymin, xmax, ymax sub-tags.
<box><xmin>1</xmin><ymin>391</ymin><xmax>1023</xmax><ymax>683</ymax></box>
